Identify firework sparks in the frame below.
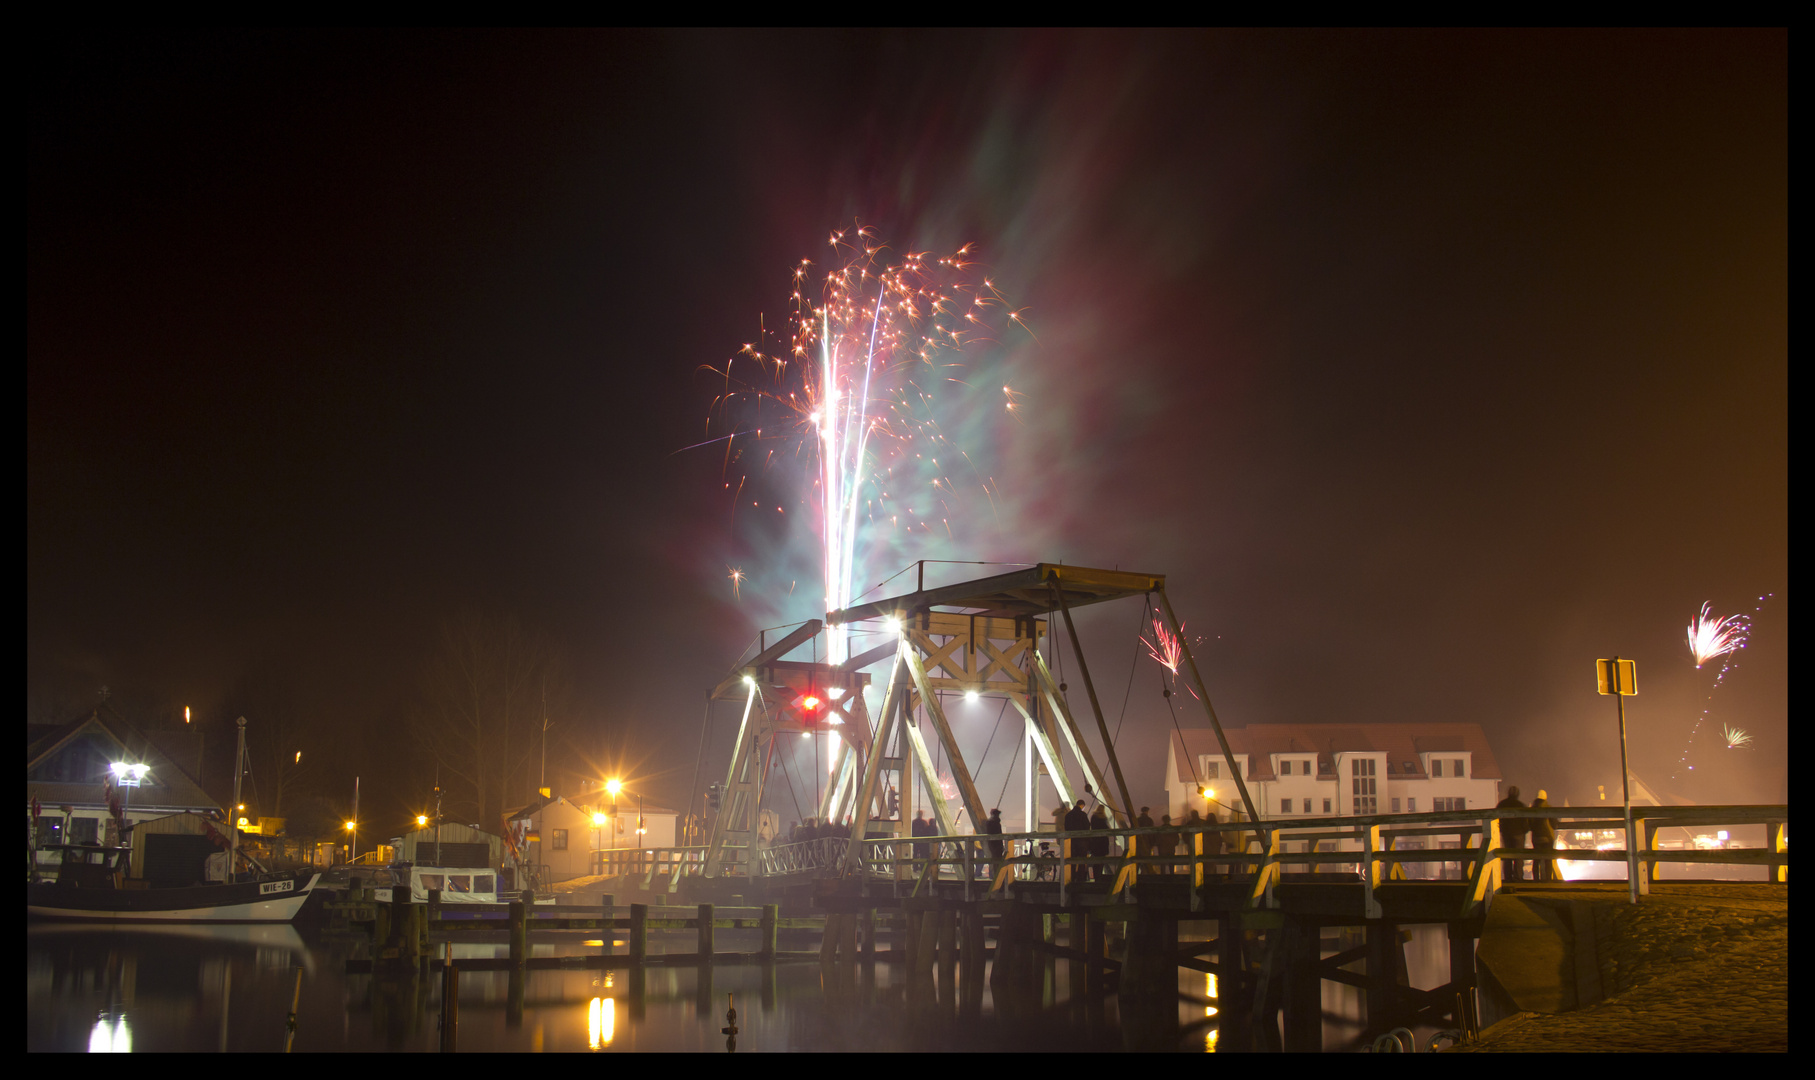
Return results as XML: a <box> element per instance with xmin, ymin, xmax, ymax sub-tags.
<box><xmin>1687</xmin><ymin>602</ymin><xmax>1749</xmax><ymax>668</ymax></box>
<box><xmin>1721</xmin><ymin>724</ymin><xmax>1753</xmax><ymax>750</ymax></box>
<box><xmin>727</xmin><ymin>566</ymin><xmax>745</xmax><ymax>601</ymax></box>
<box><xmin>1143</xmin><ymin>615</ymin><xmax>1184</xmax><ymax>675</ymax></box>
<box><xmin>703</xmin><ymin>227</ymin><xmax>1031</xmax><ymax>660</ymax></box>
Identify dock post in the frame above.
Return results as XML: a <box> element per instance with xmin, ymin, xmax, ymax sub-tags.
<box><xmin>629</xmin><ymin>903</ymin><xmax>648</xmax><ymax>963</ymax></box>
<box><xmin>698</xmin><ymin>903</ymin><xmax>715</xmax><ymax>962</ymax></box>
<box><xmin>1217</xmin><ymin>916</ymin><xmax>1252</xmax><ymax>1051</ymax></box>
<box><xmin>759</xmin><ymin>904</ymin><xmax>778</xmax><ymax>961</ymax></box>
<box><xmin>1085</xmin><ymin>914</ymin><xmax>1106</xmax><ymax>993</ymax></box>
<box><xmin>427</xmin><ymin>888</ymin><xmax>441</xmax><ymax>930</ymax></box>
<box><xmin>508</xmin><ymin>899</ymin><xmax>527</xmax><ymax>970</ymax></box>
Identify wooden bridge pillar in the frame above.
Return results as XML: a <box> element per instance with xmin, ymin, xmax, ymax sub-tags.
<box><xmin>1365</xmin><ymin>921</ymin><xmax>1405</xmax><ymax>1035</ymax></box>
<box><xmin>1280</xmin><ymin>918</ymin><xmax>1322</xmax><ymax>1052</ymax></box>
<box><xmin>1216</xmin><ymin>917</ymin><xmax>1253</xmax><ymax>1052</ymax></box>
<box><xmin>629</xmin><ymin>903</ymin><xmax>648</xmax><ymax>963</ymax></box>
<box><xmin>697</xmin><ymin>903</ymin><xmax>715</xmax><ymax>962</ymax></box>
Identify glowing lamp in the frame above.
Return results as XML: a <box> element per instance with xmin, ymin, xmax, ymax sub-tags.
<box><xmin>742</xmin><ymin>674</ymin><xmax>755</xmax><ymax>686</ymax></box>
<box><xmin>605</xmin><ymin>779</ymin><xmax>622</xmax><ymax>798</ymax></box>
<box><xmin>345</xmin><ymin>821</ymin><xmax>356</xmax><ymax>832</ymax></box>
<box><xmin>802</xmin><ymin>695</ymin><xmax>821</xmax><ymax>711</ymax></box>
<box><xmin>416</xmin><ymin>815</ymin><xmax>428</xmax><ymax>827</ymax></box>
<box><xmin>964</xmin><ymin>690</ymin><xmax>980</xmax><ymax>703</ymax></box>
<box><xmin>592</xmin><ymin>812</ymin><xmax>608</xmax><ymax>827</ymax></box>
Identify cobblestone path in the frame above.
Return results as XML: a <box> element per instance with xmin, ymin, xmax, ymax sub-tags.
<box><xmin>1456</xmin><ymin>884</ymin><xmax>1787</xmax><ymax>1052</ymax></box>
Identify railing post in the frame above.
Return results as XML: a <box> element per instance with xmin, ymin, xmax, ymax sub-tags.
<box><xmin>1637</xmin><ymin>817</ymin><xmax>1655</xmax><ymax>896</ymax></box>
<box><xmin>1060</xmin><ymin>837</ymin><xmax>1071</xmax><ymax>908</ymax></box>
<box><xmin>1362</xmin><ymin>823</ymin><xmax>1383</xmax><ymax>919</ymax></box>
<box><xmin>1769</xmin><ymin>821</ymin><xmax>1788</xmax><ymax>883</ymax></box>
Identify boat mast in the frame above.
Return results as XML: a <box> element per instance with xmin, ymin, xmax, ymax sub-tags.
<box><xmin>230</xmin><ymin>717</ymin><xmax>247</xmax><ymax>881</ymax></box>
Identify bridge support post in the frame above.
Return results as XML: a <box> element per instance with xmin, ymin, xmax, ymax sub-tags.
<box><xmin>1085</xmin><ymin>913</ymin><xmax>1106</xmax><ymax>993</ymax></box>
<box><xmin>1281</xmin><ymin>918</ymin><xmax>1322</xmax><ymax>1052</ymax></box>
<box><xmin>861</xmin><ymin>907</ymin><xmax>876</xmax><ymax>961</ymax></box>
<box><xmin>1365</xmin><ymin>921</ymin><xmax>1403</xmax><ymax>1036</ymax></box>
<box><xmin>1217</xmin><ymin>916</ymin><xmax>1252</xmax><ymax>1051</ymax></box>
<box><xmin>508</xmin><ymin>900</ymin><xmax>526</xmax><ymax>971</ymax></box>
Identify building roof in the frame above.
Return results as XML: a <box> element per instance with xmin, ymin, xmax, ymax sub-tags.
<box><xmin>26</xmin><ymin>707</ymin><xmax>220</xmax><ymax>812</ymax></box>
<box><xmin>1170</xmin><ymin>723</ymin><xmax>1503</xmax><ymax>783</ymax></box>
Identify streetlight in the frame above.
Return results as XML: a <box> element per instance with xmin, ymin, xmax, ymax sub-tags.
<box><xmin>417</xmin><ymin>815</ymin><xmax>428</xmax><ymax>828</ymax></box>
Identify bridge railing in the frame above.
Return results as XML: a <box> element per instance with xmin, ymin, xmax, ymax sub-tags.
<box><xmin>843</xmin><ymin>804</ymin><xmax>1787</xmax><ymax>915</ymax></box>
<box><xmin>593</xmin><ymin>805</ymin><xmax>1785</xmax><ymax>912</ymax></box>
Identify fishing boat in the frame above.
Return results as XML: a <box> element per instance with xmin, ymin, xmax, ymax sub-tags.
<box><xmin>27</xmin><ymin>844</ymin><xmax>321</xmax><ymax>922</ymax></box>
<box><xmin>26</xmin><ymin>714</ymin><xmax>319</xmax><ymax>922</ymax></box>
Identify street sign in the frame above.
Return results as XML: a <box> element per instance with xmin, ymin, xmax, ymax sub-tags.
<box><xmin>1595</xmin><ymin>658</ymin><xmax>1637</xmax><ymax>696</ymax></box>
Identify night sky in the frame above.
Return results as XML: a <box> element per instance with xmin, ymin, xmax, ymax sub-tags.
<box><xmin>28</xmin><ymin>30</ymin><xmax>1787</xmax><ymax>833</ymax></box>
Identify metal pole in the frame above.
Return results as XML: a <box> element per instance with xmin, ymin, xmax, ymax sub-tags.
<box><xmin>352</xmin><ymin>776</ymin><xmax>360</xmax><ymax>864</ymax></box>
<box><xmin>1156</xmin><ymin>589</ymin><xmax>1261</xmax><ymax>829</ymax></box>
<box><xmin>1615</xmin><ymin>657</ymin><xmax>1637</xmax><ymax>904</ymax></box>
<box><xmin>230</xmin><ymin>717</ymin><xmax>247</xmax><ymax>881</ymax></box>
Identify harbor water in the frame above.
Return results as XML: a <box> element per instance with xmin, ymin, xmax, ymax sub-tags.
<box><xmin>28</xmin><ymin>921</ymin><xmax>1461</xmax><ymax>1052</ymax></box>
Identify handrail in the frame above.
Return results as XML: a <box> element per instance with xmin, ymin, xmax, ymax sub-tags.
<box><xmin>584</xmin><ymin>805</ymin><xmax>1788</xmax><ymax>909</ymax></box>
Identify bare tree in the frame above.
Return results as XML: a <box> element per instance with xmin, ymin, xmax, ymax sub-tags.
<box><xmin>411</xmin><ymin>613</ymin><xmax>569</xmax><ymax>828</ymax></box>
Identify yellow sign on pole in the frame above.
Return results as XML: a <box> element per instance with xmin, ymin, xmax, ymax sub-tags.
<box><xmin>1595</xmin><ymin>658</ymin><xmax>1638</xmax><ymax>696</ymax></box>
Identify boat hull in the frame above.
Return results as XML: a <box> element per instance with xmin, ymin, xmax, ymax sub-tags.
<box><xmin>27</xmin><ymin>870</ymin><xmax>322</xmax><ymax>923</ymax></box>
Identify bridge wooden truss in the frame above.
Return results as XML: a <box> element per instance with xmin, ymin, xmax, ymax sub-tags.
<box><xmin>698</xmin><ymin>563</ymin><xmax>1263</xmax><ymax>880</ymax></box>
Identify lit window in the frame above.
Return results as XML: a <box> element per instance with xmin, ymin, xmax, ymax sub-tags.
<box><xmin>552</xmin><ymin>829</ymin><xmax>569</xmax><ymax>851</ymax></box>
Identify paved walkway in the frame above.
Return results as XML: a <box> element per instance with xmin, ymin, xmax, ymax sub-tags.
<box><xmin>1456</xmin><ymin>883</ymin><xmax>1787</xmax><ymax>1052</ymax></box>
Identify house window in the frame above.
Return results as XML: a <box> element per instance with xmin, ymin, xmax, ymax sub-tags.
<box><xmin>1434</xmin><ymin>797</ymin><xmax>1466</xmax><ymax>812</ymax></box>
<box><xmin>1204</xmin><ymin>761</ymin><xmax>1219</xmax><ymax>779</ymax></box>
<box><xmin>1432</xmin><ymin>760</ymin><xmax>1444</xmax><ymax>778</ymax></box>
<box><xmin>1407</xmin><ymin>798</ymin><xmax>1417</xmax><ymax>813</ymax></box>
<box><xmin>70</xmin><ymin>817</ymin><xmax>99</xmax><ymax>844</ymax></box>
<box><xmin>1351</xmin><ymin>758</ymin><xmax>1377</xmax><ymax>814</ymax></box>
<box><xmin>1453</xmin><ymin>759</ymin><xmax>1465</xmax><ymax>777</ymax></box>
<box><xmin>1303</xmin><ymin>799</ymin><xmax>1312</xmax><ymax>814</ymax></box>
<box><xmin>1323</xmin><ymin>798</ymin><xmax>1332</xmax><ymax>814</ymax></box>
<box><xmin>1392</xmin><ymin>798</ymin><xmax>1402</xmax><ymax>813</ymax></box>
<box><xmin>552</xmin><ymin>829</ymin><xmax>569</xmax><ymax>851</ymax></box>
<box><xmin>1281</xmin><ymin>799</ymin><xmax>1292</xmax><ymax>814</ymax></box>
<box><xmin>34</xmin><ymin>818</ymin><xmax>62</xmax><ymax>848</ymax></box>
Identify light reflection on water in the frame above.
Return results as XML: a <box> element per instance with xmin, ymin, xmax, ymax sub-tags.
<box><xmin>28</xmin><ymin>923</ymin><xmax>1457</xmax><ymax>1052</ymax></box>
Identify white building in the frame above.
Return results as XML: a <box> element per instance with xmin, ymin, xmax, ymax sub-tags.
<box><xmin>1165</xmin><ymin>723</ymin><xmax>1504</xmax><ymax>825</ymax></box>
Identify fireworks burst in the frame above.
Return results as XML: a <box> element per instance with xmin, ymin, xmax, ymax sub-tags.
<box><xmin>1721</xmin><ymin>724</ymin><xmax>1753</xmax><ymax>750</ymax></box>
<box><xmin>1687</xmin><ymin>602</ymin><xmax>1750</xmax><ymax>668</ymax></box>
<box><xmin>727</xmin><ymin>566</ymin><xmax>745</xmax><ymax>601</ymax></box>
<box><xmin>1671</xmin><ymin>592</ymin><xmax>1773</xmax><ymax>781</ymax></box>
<box><xmin>703</xmin><ymin>227</ymin><xmax>1030</xmax><ymax>662</ymax></box>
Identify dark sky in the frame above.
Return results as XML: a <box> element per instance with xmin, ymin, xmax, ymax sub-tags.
<box><xmin>28</xmin><ymin>30</ymin><xmax>1787</xmax><ymax>830</ymax></box>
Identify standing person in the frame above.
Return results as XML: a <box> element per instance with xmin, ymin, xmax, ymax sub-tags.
<box><xmin>1496</xmin><ymin>787</ymin><xmax>1529</xmax><ymax>881</ymax></box>
<box><xmin>1157</xmin><ymin>813</ymin><xmax>1178</xmax><ymax>875</ymax></box>
<box><xmin>984</xmin><ymin>808</ymin><xmax>1005</xmax><ymax>881</ymax></box>
<box><xmin>1135</xmin><ymin>806</ymin><xmax>1155</xmax><ymax>878</ymax></box>
<box><xmin>1530</xmin><ymin>791</ymin><xmax>1559</xmax><ymax>882</ymax></box>
<box><xmin>1089</xmin><ymin>804</ymin><xmax>1110</xmax><ymax>883</ymax></box>
<box><xmin>1063</xmin><ymin>799</ymin><xmax>1091</xmax><ymax>882</ymax></box>
<box><xmin>911</xmin><ymin>810</ymin><xmax>931</xmax><ymax>874</ymax></box>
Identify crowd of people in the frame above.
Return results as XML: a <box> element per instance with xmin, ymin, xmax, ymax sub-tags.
<box><xmin>1494</xmin><ymin>786</ymin><xmax>1560</xmax><ymax>881</ymax></box>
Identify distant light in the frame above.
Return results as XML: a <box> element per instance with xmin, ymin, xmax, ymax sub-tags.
<box><xmin>964</xmin><ymin>690</ymin><xmax>980</xmax><ymax>703</ymax></box>
<box><xmin>592</xmin><ymin>812</ymin><xmax>608</xmax><ymax>827</ymax></box>
<box><xmin>131</xmin><ymin>764</ymin><xmax>149</xmax><ymax>780</ymax></box>
<box><xmin>295</xmin><ymin>751</ymin><xmax>302</xmax><ymax>764</ymax></box>
<box><xmin>237</xmin><ymin>804</ymin><xmax>245</xmax><ymax>811</ymax></box>
<box><xmin>345</xmin><ymin>821</ymin><xmax>356</xmax><ymax>832</ymax></box>
<box><xmin>605</xmin><ymin>779</ymin><xmax>622</xmax><ymax>798</ymax></box>
<box><xmin>1717</xmin><ymin>830</ymin><xmax>1729</xmax><ymax>841</ymax></box>
<box><xmin>742</xmin><ymin>674</ymin><xmax>755</xmax><ymax>686</ymax></box>
<box><xmin>801</xmin><ymin>731</ymin><xmax>812</xmax><ymax>740</ymax></box>
<box><xmin>416</xmin><ymin>815</ymin><xmax>428</xmax><ymax>827</ymax></box>
<box><xmin>885</xmin><ymin>616</ymin><xmax>902</xmax><ymax>635</ymax></box>
<box><xmin>184</xmin><ymin>706</ymin><xmax>191</xmax><ymax>724</ymax></box>
<box><xmin>801</xmin><ymin>695</ymin><xmax>821</xmax><ymax>712</ymax></box>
